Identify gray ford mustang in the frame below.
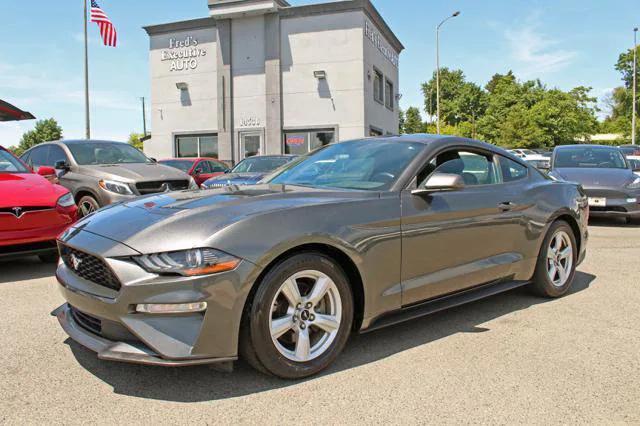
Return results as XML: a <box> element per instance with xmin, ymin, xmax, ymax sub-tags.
<box><xmin>54</xmin><ymin>135</ymin><xmax>589</xmax><ymax>379</ymax></box>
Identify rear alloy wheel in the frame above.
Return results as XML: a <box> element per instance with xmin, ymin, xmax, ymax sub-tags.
<box><xmin>78</xmin><ymin>195</ymin><xmax>99</xmax><ymax>217</ymax></box>
<box><xmin>531</xmin><ymin>221</ymin><xmax>577</xmax><ymax>298</ymax></box>
<box><xmin>241</xmin><ymin>253</ymin><xmax>353</xmax><ymax>379</ymax></box>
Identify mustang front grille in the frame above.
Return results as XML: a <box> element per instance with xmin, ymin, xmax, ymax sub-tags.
<box><xmin>59</xmin><ymin>244</ymin><xmax>121</xmax><ymax>291</ymax></box>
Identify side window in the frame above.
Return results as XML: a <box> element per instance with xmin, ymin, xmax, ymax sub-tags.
<box><xmin>418</xmin><ymin>149</ymin><xmax>499</xmax><ymax>187</ymax></box>
<box><xmin>500</xmin><ymin>156</ymin><xmax>528</xmax><ymax>183</ymax></box>
<box><xmin>197</xmin><ymin>161</ymin><xmax>212</xmax><ymax>174</ymax></box>
<box><xmin>373</xmin><ymin>69</ymin><xmax>384</xmax><ymax>104</ymax></box>
<box><xmin>47</xmin><ymin>145</ymin><xmax>68</xmax><ymax>166</ymax></box>
<box><xmin>29</xmin><ymin>146</ymin><xmax>49</xmax><ymax>167</ymax></box>
<box><xmin>20</xmin><ymin>151</ymin><xmax>32</xmax><ymax>166</ymax></box>
<box><xmin>209</xmin><ymin>161</ymin><xmax>227</xmax><ymax>172</ymax></box>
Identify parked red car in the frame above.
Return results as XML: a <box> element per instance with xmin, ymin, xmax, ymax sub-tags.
<box><xmin>0</xmin><ymin>146</ymin><xmax>78</xmax><ymax>262</ymax></box>
<box><xmin>158</xmin><ymin>157</ymin><xmax>230</xmax><ymax>186</ymax></box>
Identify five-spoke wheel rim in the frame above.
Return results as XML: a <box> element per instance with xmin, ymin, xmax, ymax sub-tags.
<box><xmin>269</xmin><ymin>270</ymin><xmax>342</xmax><ymax>362</ymax></box>
<box><xmin>546</xmin><ymin>231</ymin><xmax>573</xmax><ymax>287</ymax></box>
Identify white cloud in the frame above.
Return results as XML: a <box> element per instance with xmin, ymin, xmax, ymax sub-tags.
<box><xmin>504</xmin><ymin>22</ymin><xmax>577</xmax><ymax>77</ymax></box>
<box><xmin>0</xmin><ymin>122</ymin><xmax>31</xmax><ymax>150</ymax></box>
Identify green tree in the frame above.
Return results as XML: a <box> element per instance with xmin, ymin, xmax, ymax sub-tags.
<box><xmin>14</xmin><ymin>118</ymin><xmax>63</xmax><ymax>155</ymax></box>
<box><xmin>403</xmin><ymin>107</ymin><xmax>426</xmax><ymax>134</ymax></box>
<box><xmin>615</xmin><ymin>45</ymin><xmax>640</xmax><ymax>88</ymax></box>
<box><xmin>421</xmin><ymin>68</ymin><xmax>487</xmax><ymax>131</ymax></box>
<box><xmin>398</xmin><ymin>109</ymin><xmax>406</xmax><ymax>134</ymax></box>
<box><xmin>128</xmin><ymin>132</ymin><xmax>144</xmax><ymax>151</ymax></box>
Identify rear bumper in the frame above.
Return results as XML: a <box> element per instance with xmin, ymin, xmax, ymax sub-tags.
<box><xmin>52</xmin><ymin>304</ymin><xmax>235</xmax><ymax>367</ymax></box>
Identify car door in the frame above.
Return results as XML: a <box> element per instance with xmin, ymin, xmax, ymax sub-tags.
<box><xmin>400</xmin><ymin>148</ymin><xmax>526</xmax><ymax>306</ymax></box>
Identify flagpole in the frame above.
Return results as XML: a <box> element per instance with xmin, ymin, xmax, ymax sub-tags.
<box><xmin>84</xmin><ymin>0</ymin><xmax>91</xmax><ymax>139</ymax></box>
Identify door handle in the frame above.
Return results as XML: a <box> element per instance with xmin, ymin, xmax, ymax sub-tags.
<box><xmin>498</xmin><ymin>202</ymin><xmax>516</xmax><ymax>212</ymax></box>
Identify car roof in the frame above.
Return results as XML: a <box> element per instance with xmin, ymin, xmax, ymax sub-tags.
<box><xmin>60</xmin><ymin>139</ymin><xmax>128</xmax><ymax>145</ymax></box>
<box><xmin>555</xmin><ymin>144</ymin><xmax>621</xmax><ymax>150</ymax></box>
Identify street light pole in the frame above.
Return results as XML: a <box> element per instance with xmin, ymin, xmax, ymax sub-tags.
<box><xmin>436</xmin><ymin>11</ymin><xmax>460</xmax><ymax>135</ymax></box>
<box><xmin>633</xmin><ymin>27</ymin><xmax>638</xmax><ymax>146</ymax></box>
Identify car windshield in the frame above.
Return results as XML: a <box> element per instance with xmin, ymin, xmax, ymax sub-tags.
<box><xmin>0</xmin><ymin>149</ymin><xmax>29</xmax><ymax>173</ymax></box>
<box><xmin>66</xmin><ymin>142</ymin><xmax>152</xmax><ymax>165</ymax></box>
<box><xmin>268</xmin><ymin>140</ymin><xmax>425</xmax><ymax>191</ymax></box>
<box><xmin>554</xmin><ymin>147</ymin><xmax>628</xmax><ymax>169</ymax></box>
<box><xmin>159</xmin><ymin>159</ymin><xmax>194</xmax><ymax>172</ymax></box>
<box><xmin>232</xmin><ymin>157</ymin><xmax>292</xmax><ymax>173</ymax></box>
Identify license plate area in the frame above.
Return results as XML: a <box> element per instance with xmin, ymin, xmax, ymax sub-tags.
<box><xmin>588</xmin><ymin>197</ymin><xmax>607</xmax><ymax>207</ymax></box>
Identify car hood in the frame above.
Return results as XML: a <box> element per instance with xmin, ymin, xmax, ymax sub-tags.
<box><xmin>0</xmin><ymin>173</ymin><xmax>67</xmax><ymax>207</ymax></box>
<box><xmin>204</xmin><ymin>172</ymin><xmax>265</xmax><ymax>185</ymax></box>
<box><xmin>553</xmin><ymin>168</ymin><xmax>635</xmax><ymax>188</ymax></box>
<box><xmin>66</xmin><ymin>184</ymin><xmax>377</xmax><ymax>254</ymax></box>
<box><xmin>76</xmin><ymin>163</ymin><xmax>190</xmax><ymax>183</ymax></box>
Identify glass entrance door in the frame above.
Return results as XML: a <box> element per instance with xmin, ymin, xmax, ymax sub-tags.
<box><xmin>240</xmin><ymin>132</ymin><xmax>263</xmax><ymax>159</ymax></box>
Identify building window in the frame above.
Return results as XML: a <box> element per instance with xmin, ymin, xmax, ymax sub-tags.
<box><xmin>175</xmin><ymin>134</ymin><xmax>218</xmax><ymax>158</ymax></box>
<box><xmin>369</xmin><ymin>127</ymin><xmax>383</xmax><ymax>137</ymax></box>
<box><xmin>373</xmin><ymin>69</ymin><xmax>384</xmax><ymax>104</ymax></box>
<box><xmin>385</xmin><ymin>79</ymin><xmax>394</xmax><ymax>110</ymax></box>
<box><xmin>284</xmin><ymin>129</ymin><xmax>336</xmax><ymax>155</ymax></box>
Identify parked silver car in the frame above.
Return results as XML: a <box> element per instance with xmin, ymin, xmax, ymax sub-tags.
<box><xmin>21</xmin><ymin>140</ymin><xmax>197</xmax><ymax>216</ymax></box>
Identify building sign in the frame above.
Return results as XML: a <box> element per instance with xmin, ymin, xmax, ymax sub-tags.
<box><xmin>240</xmin><ymin>116</ymin><xmax>261</xmax><ymax>127</ymax></box>
<box><xmin>364</xmin><ymin>21</ymin><xmax>399</xmax><ymax>68</ymax></box>
<box><xmin>161</xmin><ymin>36</ymin><xmax>207</xmax><ymax>72</ymax></box>
<box><xmin>286</xmin><ymin>135</ymin><xmax>305</xmax><ymax>146</ymax></box>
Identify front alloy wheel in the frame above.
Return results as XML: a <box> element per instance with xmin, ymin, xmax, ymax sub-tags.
<box><xmin>269</xmin><ymin>270</ymin><xmax>342</xmax><ymax>362</ymax></box>
<box><xmin>241</xmin><ymin>253</ymin><xmax>353</xmax><ymax>379</ymax></box>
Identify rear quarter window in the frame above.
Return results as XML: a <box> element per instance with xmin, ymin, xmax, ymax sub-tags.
<box><xmin>500</xmin><ymin>156</ymin><xmax>528</xmax><ymax>183</ymax></box>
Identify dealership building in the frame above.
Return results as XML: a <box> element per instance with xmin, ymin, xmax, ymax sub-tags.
<box><xmin>143</xmin><ymin>0</ymin><xmax>403</xmax><ymax>163</ymax></box>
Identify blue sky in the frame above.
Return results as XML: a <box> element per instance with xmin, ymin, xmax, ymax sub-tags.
<box><xmin>1</xmin><ymin>0</ymin><xmax>639</xmax><ymax>148</ymax></box>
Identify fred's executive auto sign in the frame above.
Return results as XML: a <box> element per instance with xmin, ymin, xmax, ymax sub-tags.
<box><xmin>364</xmin><ymin>21</ymin><xmax>399</xmax><ymax>68</ymax></box>
<box><xmin>161</xmin><ymin>36</ymin><xmax>207</xmax><ymax>72</ymax></box>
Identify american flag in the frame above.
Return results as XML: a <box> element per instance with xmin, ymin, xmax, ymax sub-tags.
<box><xmin>90</xmin><ymin>0</ymin><xmax>117</xmax><ymax>47</ymax></box>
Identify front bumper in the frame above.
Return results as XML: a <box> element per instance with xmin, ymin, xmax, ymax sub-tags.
<box><xmin>584</xmin><ymin>189</ymin><xmax>640</xmax><ymax>219</ymax></box>
<box><xmin>52</xmin><ymin>304</ymin><xmax>235</xmax><ymax>366</ymax></box>
<box><xmin>54</xmin><ymin>229</ymin><xmax>261</xmax><ymax>366</ymax></box>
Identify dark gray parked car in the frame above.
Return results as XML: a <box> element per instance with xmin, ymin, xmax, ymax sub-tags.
<box><xmin>21</xmin><ymin>140</ymin><xmax>196</xmax><ymax>216</ymax></box>
<box><xmin>549</xmin><ymin>145</ymin><xmax>640</xmax><ymax>223</ymax></box>
<box><xmin>53</xmin><ymin>135</ymin><xmax>589</xmax><ymax>379</ymax></box>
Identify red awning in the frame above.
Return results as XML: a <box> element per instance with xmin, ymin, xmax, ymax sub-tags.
<box><xmin>0</xmin><ymin>99</ymin><xmax>35</xmax><ymax>122</ymax></box>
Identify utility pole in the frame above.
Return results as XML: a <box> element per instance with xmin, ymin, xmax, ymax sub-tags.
<box><xmin>436</xmin><ymin>11</ymin><xmax>460</xmax><ymax>135</ymax></box>
<box><xmin>141</xmin><ymin>97</ymin><xmax>147</xmax><ymax>136</ymax></box>
<box><xmin>83</xmin><ymin>0</ymin><xmax>91</xmax><ymax>139</ymax></box>
<box><xmin>633</xmin><ymin>27</ymin><xmax>638</xmax><ymax>145</ymax></box>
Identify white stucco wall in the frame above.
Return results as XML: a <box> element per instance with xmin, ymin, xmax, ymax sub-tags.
<box><xmin>281</xmin><ymin>11</ymin><xmax>365</xmax><ymax>141</ymax></box>
<box><xmin>146</xmin><ymin>26</ymin><xmax>218</xmax><ymax>159</ymax></box>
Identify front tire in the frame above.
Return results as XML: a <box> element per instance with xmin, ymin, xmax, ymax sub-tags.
<box><xmin>77</xmin><ymin>195</ymin><xmax>100</xmax><ymax>218</ymax></box>
<box><xmin>240</xmin><ymin>253</ymin><xmax>354</xmax><ymax>379</ymax></box>
<box><xmin>530</xmin><ymin>221</ymin><xmax>577</xmax><ymax>298</ymax></box>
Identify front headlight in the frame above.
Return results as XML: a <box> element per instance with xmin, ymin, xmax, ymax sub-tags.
<box><xmin>134</xmin><ymin>248</ymin><xmax>241</xmax><ymax>276</ymax></box>
<box><xmin>188</xmin><ymin>178</ymin><xmax>199</xmax><ymax>190</ymax></box>
<box><xmin>626</xmin><ymin>177</ymin><xmax>640</xmax><ymax>189</ymax></box>
<box><xmin>99</xmin><ymin>179</ymin><xmax>134</xmax><ymax>195</ymax></box>
<box><xmin>57</xmin><ymin>193</ymin><xmax>76</xmax><ymax>208</ymax></box>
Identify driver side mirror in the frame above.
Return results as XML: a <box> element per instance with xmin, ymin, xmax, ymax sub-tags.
<box><xmin>54</xmin><ymin>160</ymin><xmax>70</xmax><ymax>171</ymax></box>
<box><xmin>37</xmin><ymin>166</ymin><xmax>56</xmax><ymax>177</ymax></box>
<box><xmin>411</xmin><ymin>173</ymin><xmax>465</xmax><ymax>196</ymax></box>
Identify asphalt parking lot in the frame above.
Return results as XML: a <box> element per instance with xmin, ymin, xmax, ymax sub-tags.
<box><xmin>1</xmin><ymin>219</ymin><xmax>639</xmax><ymax>425</ymax></box>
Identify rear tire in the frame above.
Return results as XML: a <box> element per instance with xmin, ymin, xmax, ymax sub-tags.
<box><xmin>78</xmin><ymin>195</ymin><xmax>100</xmax><ymax>218</ymax></box>
<box><xmin>530</xmin><ymin>221</ymin><xmax>577</xmax><ymax>298</ymax></box>
<box><xmin>240</xmin><ymin>253</ymin><xmax>353</xmax><ymax>379</ymax></box>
